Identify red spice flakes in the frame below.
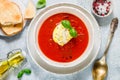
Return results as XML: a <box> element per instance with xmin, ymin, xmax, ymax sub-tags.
<box><xmin>93</xmin><ymin>0</ymin><xmax>111</xmax><ymax>16</ymax></box>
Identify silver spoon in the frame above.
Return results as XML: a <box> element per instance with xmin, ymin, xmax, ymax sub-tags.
<box><xmin>92</xmin><ymin>18</ymin><xmax>118</xmax><ymax>80</ymax></box>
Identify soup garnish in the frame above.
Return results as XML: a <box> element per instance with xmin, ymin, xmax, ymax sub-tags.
<box><xmin>53</xmin><ymin>20</ymin><xmax>78</xmax><ymax>46</ymax></box>
<box><xmin>53</xmin><ymin>23</ymin><xmax>73</xmax><ymax>46</ymax></box>
<box><xmin>61</xmin><ymin>20</ymin><xmax>78</xmax><ymax>38</ymax></box>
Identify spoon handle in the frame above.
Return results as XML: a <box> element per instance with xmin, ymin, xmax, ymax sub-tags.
<box><xmin>104</xmin><ymin>18</ymin><xmax>118</xmax><ymax>56</ymax></box>
<box><xmin>110</xmin><ymin>18</ymin><xmax>119</xmax><ymax>33</ymax></box>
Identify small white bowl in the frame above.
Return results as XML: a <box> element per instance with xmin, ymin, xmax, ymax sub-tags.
<box><xmin>27</xmin><ymin>3</ymin><xmax>101</xmax><ymax>74</ymax></box>
<box><xmin>91</xmin><ymin>0</ymin><xmax>113</xmax><ymax>25</ymax></box>
<box><xmin>92</xmin><ymin>0</ymin><xmax>113</xmax><ymax>17</ymax></box>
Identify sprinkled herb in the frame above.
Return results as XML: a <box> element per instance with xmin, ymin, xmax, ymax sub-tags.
<box><xmin>36</xmin><ymin>0</ymin><xmax>46</xmax><ymax>9</ymax></box>
<box><xmin>61</xmin><ymin>20</ymin><xmax>77</xmax><ymax>38</ymax></box>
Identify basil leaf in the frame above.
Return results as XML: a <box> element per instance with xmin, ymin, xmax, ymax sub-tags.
<box><xmin>61</xmin><ymin>20</ymin><xmax>72</xmax><ymax>29</ymax></box>
<box><xmin>61</xmin><ymin>20</ymin><xmax>78</xmax><ymax>38</ymax></box>
<box><xmin>24</xmin><ymin>69</ymin><xmax>31</xmax><ymax>74</ymax></box>
<box><xmin>17</xmin><ymin>70</ymin><xmax>24</xmax><ymax>78</ymax></box>
<box><xmin>69</xmin><ymin>28</ymin><xmax>77</xmax><ymax>38</ymax></box>
<box><xmin>36</xmin><ymin>0</ymin><xmax>46</xmax><ymax>9</ymax></box>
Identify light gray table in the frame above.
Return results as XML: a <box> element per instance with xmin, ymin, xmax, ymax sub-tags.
<box><xmin>0</xmin><ymin>0</ymin><xmax>120</xmax><ymax>80</ymax></box>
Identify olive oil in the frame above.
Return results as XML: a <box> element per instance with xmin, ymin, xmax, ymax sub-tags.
<box><xmin>0</xmin><ymin>50</ymin><xmax>25</xmax><ymax>79</ymax></box>
<box><xmin>0</xmin><ymin>60</ymin><xmax>9</xmax><ymax>77</ymax></box>
<box><xmin>8</xmin><ymin>52</ymin><xmax>24</xmax><ymax>67</ymax></box>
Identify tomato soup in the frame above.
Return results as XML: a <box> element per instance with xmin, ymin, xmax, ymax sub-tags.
<box><xmin>38</xmin><ymin>13</ymin><xmax>89</xmax><ymax>62</ymax></box>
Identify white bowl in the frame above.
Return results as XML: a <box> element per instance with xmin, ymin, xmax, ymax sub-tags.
<box><xmin>92</xmin><ymin>0</ymin><xmax>113</xmax><ymax>18</ymax></box>
<box><xmin>27</xmin><ymin>3</ymin><xmax>101</xmax><ymax>74</ymax></box>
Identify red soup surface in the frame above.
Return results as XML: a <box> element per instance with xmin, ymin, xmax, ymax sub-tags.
<box><xmin>38</xmin><ymin>13</ymin><xmax>89</xmax><ymax>62</ymax></box>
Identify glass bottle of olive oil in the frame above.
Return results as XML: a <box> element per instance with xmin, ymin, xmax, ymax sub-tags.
<box><xmin>0</xmin><ymin>49</ymin><xmax>25</xmax><ymax>79</ymax></box>
<box><xmin>0</xmin><ymin>60</ymin><xmax>9</xmax><ymax>78</ymax></box>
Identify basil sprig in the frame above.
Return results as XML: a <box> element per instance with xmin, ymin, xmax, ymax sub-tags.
<box><xmin>17</xmin><ymin>69</ymin><xmax>31</xmax><ymax>78</ymax></box>
<box><xmin>61</xmin><ymin>20</ymin><xmax>77</xmax><ymax>38</ymax></box>
<box><xmin>36</xmin><ymin>0</ymin><xmax>46</xmax><ymax>9</ymax></box>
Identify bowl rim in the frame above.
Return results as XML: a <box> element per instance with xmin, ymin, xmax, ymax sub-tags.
<box><xmin>27</xmin><ymin>3</ymin><xmax>101</xmax><ymax>74</ymax></box>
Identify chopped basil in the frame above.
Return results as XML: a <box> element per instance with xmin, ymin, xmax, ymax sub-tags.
<box><xmin>61</xmin><ymin>20</ymin><xmax>78</xmax><ymax>38</ymax></box>
<box><xmin>36</xmin><ymin>0</ymin><xmax>46</xmax><ymax>9</ymax></box>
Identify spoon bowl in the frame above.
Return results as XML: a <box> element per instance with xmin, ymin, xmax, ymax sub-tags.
<box><xmin>92</xmin><ymin>56</ymin><xmax>108</xmax><ymax>80</ymax></box>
